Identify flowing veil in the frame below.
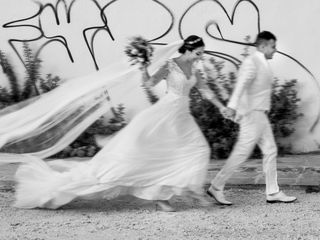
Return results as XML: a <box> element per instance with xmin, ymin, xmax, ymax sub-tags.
<box><xmin>0</xmin><ymin>40</ymin><xmax>184</xmax><ymax>162</ymax></box>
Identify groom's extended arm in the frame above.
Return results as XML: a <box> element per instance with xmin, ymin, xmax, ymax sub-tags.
<box><xmin>227</xmin><ymin>57</ymin><xmax>256</xmax><ymax>110</ymax></box>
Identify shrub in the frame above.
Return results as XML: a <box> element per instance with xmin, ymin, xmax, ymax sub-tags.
<box><xmin>190</xmin><ymin>58</ymin><xmax>239</xmax><ymax>159</ymax></box>
<box><xmin>39</xmin><ymin>74</ymin><xmax>61</xmax><ymax>93</ymax></box>
<box><xmin>22</xmin><ymin>42</ymin><xmax>41</xmax><ymax>98</ymax></box>
<box><xmin>269</xmin><ymin>78</ymin><xmax>302</xmax><ymax>153</ymax></box>
<box><xmin>0</xmin><ymin>51</ymin><xmax>20</xmax><ymax>108</ymax></box>
<box><xmin>0</xmin><ymin>43</ymin><xmax>61</xmax><ymax>108</ymax></box>
<box><xmin>52</xmin><ymin>104</ymin><xmax>127</xmax><ymax>158</ymax></box>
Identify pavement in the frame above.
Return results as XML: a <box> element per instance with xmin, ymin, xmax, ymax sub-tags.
<box><xmin>1</xmin><ymin>155</ymin><xmax>319</xmax><ymax>240</ymax></box>
<box><xmin>1</xmin><ymin>154</ymin><xmax>320</xmax><ymax>191</ymax></box>
<box><xmin>207</xmin><ymin>154</ymin><xmax>320</xmax><ymax>187</ymax></box>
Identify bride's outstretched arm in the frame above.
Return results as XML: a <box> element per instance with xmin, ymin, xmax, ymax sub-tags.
<box><xmin>195</xmin><ymin>70</ymin><xmax>226</xmax><ymax>114</ymax></box>
<box><xmin>141</xmin><ymin>62</ymin><xmax>169</xmax><ymax>88</ymax></box>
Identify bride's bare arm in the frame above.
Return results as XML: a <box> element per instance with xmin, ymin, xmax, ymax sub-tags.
<box><xmin>141</xmin><ymin>62</ymin><xmax>170</xmax><ymax>87</ymax></box>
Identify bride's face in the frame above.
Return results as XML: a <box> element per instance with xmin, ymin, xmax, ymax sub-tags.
<box><xmin>187</xmin><ymin>47</ymin><xmax>205</xmax><ymax>61</ymax></box>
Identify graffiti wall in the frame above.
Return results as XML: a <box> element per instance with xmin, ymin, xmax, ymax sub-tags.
<box><xmin>0</xmin><ymin>0</ymin><xmax>320</xmax><ymax>153</ymax></box>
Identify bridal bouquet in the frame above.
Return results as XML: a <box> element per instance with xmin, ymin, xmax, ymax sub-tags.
<box><xmin>124</xmin><ymin>36</ymin><xmax>154</xmax><ymax>67</ymax></box>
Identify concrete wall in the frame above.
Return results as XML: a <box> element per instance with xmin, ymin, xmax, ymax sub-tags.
<box><xmin>0</xmin><ymin>0</ymin><xmax>320</xmax><ymax>152</ymax></box>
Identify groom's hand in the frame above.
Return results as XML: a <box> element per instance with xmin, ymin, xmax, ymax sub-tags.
<box><xmin>221</xmin><ymin>107</ymin><xmax>236</xmax><ymax>120</ymax></box>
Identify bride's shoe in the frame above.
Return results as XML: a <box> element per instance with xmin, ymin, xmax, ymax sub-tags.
<box><xmin>155</xmin><ymin>200</ymin><xmax>176</xmax><ymax>212</ymax></box>
<box><xmin>188</xmin><ymin>192</ymin><xmax>212</xmax><ymax>207</ymax></box>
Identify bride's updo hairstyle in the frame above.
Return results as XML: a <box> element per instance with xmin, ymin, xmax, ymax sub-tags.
<box><xmin>178</xmin><ymin>35</ymin><xmax>205</xmax><ymax>54</ymax></box>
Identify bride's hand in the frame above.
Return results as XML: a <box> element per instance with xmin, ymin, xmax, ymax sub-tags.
<box><xmin>139</xmin><ymin>62</ymin><xmax>150</xmax><ymax>71</ymax></box>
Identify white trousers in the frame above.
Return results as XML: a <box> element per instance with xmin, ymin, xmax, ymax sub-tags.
<box><xmin>211</xmin><ymin>110</ymin><xmax>280</xmax><ymax>195</ymax></box>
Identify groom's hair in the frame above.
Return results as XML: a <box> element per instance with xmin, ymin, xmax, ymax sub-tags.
<box><xmin>255</xmin><ymin>31</ymin><xmax>277</xmax><ymax>46</ymax></box>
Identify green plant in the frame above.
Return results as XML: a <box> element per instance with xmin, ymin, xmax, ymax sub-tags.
<box><xmin>0</xmin><ymin>51</ymin><xmax>20</xmax><ymax>108</ymax></box>
<box><xmin>190</xmin><ymin>58</ymin><xmax>239</xmax><ymax>159</ymax></box>
<box><xmin>22</xmin><ymin>42</ymin><xmax>41</xmax><ymax>98</ymax></box>
<box><xmin>39</xmin><ymin>74</ymin><xmax>61</xmax><ymax>93</ymax></box>
<box><xmin>241</xmin><ymin>35</ymin><xmax>251</xmax><ymax>59</ymax></box>
<box><xmin>52</xmin><ymin>104</ymin><xmax>127</xmax><ymax>158</ymax></box>
<box><xmin>0</xmin><ymin>44</ymin><xmax>62</xmax><ymax>109</ymax></box>
<box><xmin>85</xmin><ymin>104</ymin><xmax>127</xmax><ymax>136</ymax></box>
<box><xmin>269</xmin><ymin>78</ymin><xmax>303</xmax><ymax>153</ymax></box>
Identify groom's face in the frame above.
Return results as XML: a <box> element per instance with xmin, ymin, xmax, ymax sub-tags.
<box><xmin>263</xmin><ymin>39</ymin><xmax>277</xmax><ymax>59</ymax></box>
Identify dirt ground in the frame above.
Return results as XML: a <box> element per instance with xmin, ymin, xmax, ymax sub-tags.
<box><xmin>0</xmin><ymin>186</ymin><xmax>319</xmax><ymax>240</ymax></box>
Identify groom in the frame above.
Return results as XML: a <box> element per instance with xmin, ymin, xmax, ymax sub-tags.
<box><xmin>207</xmin><ymin>31</ymin><xmax>297</xmax><ymax>205</ymax></box>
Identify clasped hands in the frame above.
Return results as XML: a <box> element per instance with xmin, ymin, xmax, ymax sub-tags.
<box><xmin>220</xmin><ymin>107</ymin><xmax>236</xmax><ymax>121</ymax></box>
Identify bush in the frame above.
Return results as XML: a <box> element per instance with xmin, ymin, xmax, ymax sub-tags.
<box><xmin>52</xmin><ymin>104</ymin><xmax>127</xmax><ymax>158</ymax></box>
<box><xmin>0</xmin><ymin>43</ymin><xmax>62</xmax><ymax>108</ymax></box>
<box><xmin>269</xmin><ymin>78</ymin><xmax>302</xmax><ymax>153</ymax></box>
<box><xmin>190</xmin><ymin>58</ymin><xmax>238</xmax><ymax>159</ymax></box>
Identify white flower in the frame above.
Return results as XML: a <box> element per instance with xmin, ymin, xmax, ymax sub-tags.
<box><xmin>131</xmin><ymin>49</ymin><xmax>138</xmax><ymax>55</ymax></box>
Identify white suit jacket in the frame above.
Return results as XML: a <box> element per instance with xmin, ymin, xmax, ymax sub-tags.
<box><xmin>228</xmin><ymin>51</ymin><xmax>274</xmax><ymax>117</ymax></box>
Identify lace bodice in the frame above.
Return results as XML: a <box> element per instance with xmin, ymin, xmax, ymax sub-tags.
<box><xmin>165</xmin><ymin>60</ymin><xmax>197</xmax><ymax>96</ymax></box>
<box><xmin>149</xmin><ymin>59</ymin><xmax>215</xmax><ymax>100</ymax></box>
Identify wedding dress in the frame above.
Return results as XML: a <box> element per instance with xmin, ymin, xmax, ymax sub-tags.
<box><xmin>12</xmin><ymin>59</ymin><xmax>212</xmax><ymax>209</ymax></box>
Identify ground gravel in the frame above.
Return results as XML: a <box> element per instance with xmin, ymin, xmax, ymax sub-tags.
<box><xmin>0</xmin><ymin>186</ymin><xmax>319</xmax><ymax>240</ymax></box>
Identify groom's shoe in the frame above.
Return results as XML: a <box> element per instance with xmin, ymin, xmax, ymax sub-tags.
<box><xmin>206</xmin><ymin>186</ymin><xmax>233</xmax><ymax>206</ymax></box>
<box><xmin>266</xmin><ymin>191</ymin><xmax>297</xmax><ymax>203</ymax></box>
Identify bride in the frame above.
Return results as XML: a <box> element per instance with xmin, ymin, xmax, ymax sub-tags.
<box><xmin>0</xmin><ymin>35</ymin><xmax>226</xmax><ymax>211</ymax></box>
